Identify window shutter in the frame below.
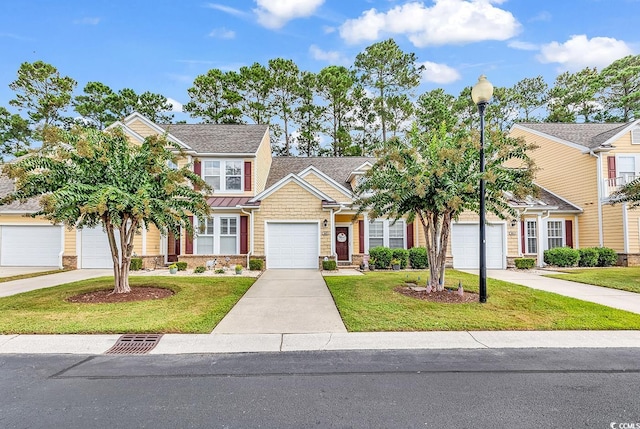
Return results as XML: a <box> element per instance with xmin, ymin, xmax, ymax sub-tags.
<box><xmin>244</xmin><ymin>161</ymin><xmax>252</xmax><ymax>191</ymax></box>
<box><xmin>565</xmin><ymin>220</ymin><xmax>573</xmax><ymax>248</ymax></box>
<box><xmin>607</xmin><ymin>156</ymin><xmax>616</xmax><ymax>179</ymax></box>
<box><xmin>185</xmin><ymin>216</ymin><xmax>194</xmax><ymax>254</ymax></box>
<box><xmin>193</xmin><ymin>160</ymin><xmax>202</xmax><ymax>191</ymax></box>
<box><xmin>521</xmin><ymin>221</ymin><xmax>525</xmax><ymax>253</ymax></box>
<box><xmin>358</xmin><ymin>220</ymin><xmax>364</xmax><ymax>253</ymax></box>
<box><xmin>240</xmin><ymin>216</ymin><xmax>248</xmax><ymax>254</ymax></box>
<box><xmin>406</xmin><ymin>222</ymin><xmax>414</xmax><ymax>249</ymax></box>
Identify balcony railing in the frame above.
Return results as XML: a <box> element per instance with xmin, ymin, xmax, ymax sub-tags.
<box><xmin>604</xmin><ymin>175</ymin><xmax>640</xmax><ymax>197</ymax></box>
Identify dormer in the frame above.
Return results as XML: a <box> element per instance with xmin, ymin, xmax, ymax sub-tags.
<box><xmin>347</xmin><ymin>161</ymin><xmax>374</xmax><ymax>191</ymax></box>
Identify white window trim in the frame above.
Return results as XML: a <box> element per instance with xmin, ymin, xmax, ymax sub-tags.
<box><xmin>546</xmin><ymin>219</ymin><xmax>565</xmax><ymax>249</ymax></box>
<box><xmin>194</xmin><ymin>214</ymin><xmax>240</xmax><ymax>255</ymax></box>
<box><xmin>201</xmin><ymin>159</ymin><xmax>244</xmax><ymax>193</ymax></box>
<box><xmin>524</xmin><ymin>219</ymin><xmax>537</xmax><ymax>255</ymax></box>
<box><xmin>367</xmin><ymin>219</ymin><xmax>406</xmax><ymax>249</ymax></box>
<box><xmin>631</xmin><ymin>127</ymin><xmax>640</xmax><ymax>145</ymax></box>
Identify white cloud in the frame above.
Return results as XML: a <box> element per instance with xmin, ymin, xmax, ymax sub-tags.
<box><xmin>309</xmin><ymin>45</ymin><xmax>349</xmax><ymax>65</ymax></box>
<box><xmin>254</xmin><ymin>0</ymin><xmax>325</xmax><ymax>29</ymax></box>
<box><xmin>339</xmin><ymin>0</ymin><xmax>521</xmax><ymax>47</ymax></box>
<box><xmin>537</xmin><ymin>35</ymin><xmax>634</xmax><ymax>71</ymax></box>
<box><xmin>208</xmin><ymin>27</ymin><xmax>236</xmax><ymax>39</ymax></box>
<box><xmin>73</xmin><ymin>17</ymin><xmax>101</xmax><ymax>25</ymax></box>
<box><xmin>508</xmin><ymin>40</ymin><xmax>539</xmax><ymax>51</ymax></box>
<box><xmin>323</xmin><ymin>25</ymin><xmax>336</xmax><ymax>34</ymax></box>
<box><xmin>419</xmin><ymin>61</ymin><xmax>461</xmax><ymax>84</ymax></box>
<box><xmin>205</xmin><ymin>3</ymin><xmax>249</xmax><ymax>18</ymax></box>
<box><xmin>166</xmin><ymin>98</ymin><xmax>184</xmax><ymax>113</ymax></box>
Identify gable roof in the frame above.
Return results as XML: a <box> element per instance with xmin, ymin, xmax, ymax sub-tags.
<box><xmin>266</xmin><ymin>157</ymin><xmax>376</xmax><ymax>192</ymax></box>
<box><xmin>0</xmin><ymin>175</ymin><xmax>40</xmax><ymax>212</ymax></box>
<box><xmin>158</xmin><ymin>124</ymin><xmax>269</xmax><ymax>154</ymax></box>
<box><xmin>249</xmin><ymin>173</ymin><xmax>338</xmax><ymax>205</ymax></box>
<box><xmin>514</xmin><ymin>122</ymin><xmax>630</xmax><ymax>150</ymax></box>
<box><xmin>506</xmin><ymin>185</ymin><xmax>582</xmax><ymax>213</ymax></box>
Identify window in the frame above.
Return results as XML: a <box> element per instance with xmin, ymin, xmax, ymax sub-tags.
<box><xmin>547</xmin><ymin>221</ymin><xmax>564</xmax><ymax>249</ymax></box>
<box><xmin>202</xmin><ymin>160</ymin><xmax>243</xmax><ymax>192</ymax></box>
<box><xmin>195</xmin><ymin>215</ymin><xmax>240</xmax><ymax>254</ymax></box>
<box><xmin>525</xmin><ymin>220</ymin><xmax>537</xmax><ymax>254</ymax></box>
<box><xmin>368</xmin><ymin>219</ymin><xmax>405</xmax><ymax>249</ymax></box>
<box><xmin>632</xmin><ymin>127</ymin><xmax>640</xmax><ymax>145</ymax></box>
<box><xmin>617</xmin><ymin>156</ymin><xmax>636</xmax><ymax>185</ymax></box>
<box><xmin>369</xmin><ymin>221</ymin><xmax>384</xmax><ymax>248</ymax></box>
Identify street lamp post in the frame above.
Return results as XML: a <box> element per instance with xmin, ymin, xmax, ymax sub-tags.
<box><xmin>471</xmin><ymin>75</ymin><xmax>494</xmax><ymax>303</ymax></box>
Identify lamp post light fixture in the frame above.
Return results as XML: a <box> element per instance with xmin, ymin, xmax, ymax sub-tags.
<box><xmin>471</xmin><ymin>75</ymin><xmax>494</xmax><ymax>303</ymax></box>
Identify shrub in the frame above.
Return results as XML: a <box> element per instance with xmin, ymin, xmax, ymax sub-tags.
<box><xmin>168</xmin><ymin>263</ymin><xmax>177</xmax><ymax>270</ymax></box>
<box><xmin>322</xmin><ymin>260</ymin><xmax>337</xmax><ymax>271</ymax></box>
<box><xmin>130</xmin><ymin>258</ymin><xmax>143</xmax><ymax>271</ymax></box>
<box><xmin>514</xmin><ymin>258</ymin><xmax>535</xmax><ymax>269</ymax></box>
<box><xmin>392</xmin><ymin>248</ymin><xmax>409</xmax><ymax>268</ymax></box>
<box><xmin>235</xmin><ymin>264</ymin><xmax>243</xmax><ymax>272</ymax></box>
<box><xmin>596</xmin><ymin>247</ymin><xmax>617</xmax><ymax>267</ymax></box>
<box><xmin>249</xmin><ymin>259</ymin><xmax>263</xmax><ymax>271</ymax></box>
<box><xmin>578</xmin><ymin>248</ymin><xmax>599</xmax><ymax>267</ymax></box>
<box><xmin>543</xmin><ymin>247</ymin><xmax>580</xmax><ymax>267</ymax></box>
<box><xmin>408</xmin><ymin>247</ymin><xmax>428</xmax><ymax>269</ymax></box>
<box><xmin>194</xmin><ymin>266</ymin><xmax>206</xmax><ymax>274</ymax></box>
<box><xmin>369</xmin><ymin>246</ymin><xmax>393</xmax><ymax>269</ymax></box>
<box><xmin>214</xmin><ymin>268</ymin><xmax>225</xmax><ymax>274</ymax></box>
<box><xmin>175</xmin><ymin>261</ymin><xmax>188</xmax><ymax>271</ymax></box>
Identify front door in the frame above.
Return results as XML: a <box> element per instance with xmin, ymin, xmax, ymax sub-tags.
<box><xmin>167</xmin><ymin>230</ymin><xmax>180</xmax><ymax>263</ymax></box>
<box><xmin>336</xmin><ymin>227</ymin><xmax>349</xmax><ymax>261</ymax></box>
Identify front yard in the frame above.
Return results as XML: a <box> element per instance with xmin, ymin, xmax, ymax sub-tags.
<box><xmin>544</xmin><ymin>267</ymin><xmax>640</xmax><ymax>294</ymax></box>
<box><xmin>0</xmin><ymin>276</ymin><xmax>254</xmax><ymax>334</ymax></box>
<box><xmin>325</xmin><ymin>270</ymin><xmax>640</xmax><ymax>331</ymax></box>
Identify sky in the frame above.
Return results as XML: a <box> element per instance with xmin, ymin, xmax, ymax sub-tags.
<box><xmin>0</xmin><ymin>0</ymin><xmax>639</xmax><ymax>122</ymax></box>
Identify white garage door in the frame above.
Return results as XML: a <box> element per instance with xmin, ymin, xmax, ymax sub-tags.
<box><xmin>81</xmin><ymin>227</ymin><xmax>120</xmax><ymax>269</ymax></box>
<box><xmin>0</xmin><ymin>225</ymin><xmax>63</xmax><ymax>267</ymax></box>
<box><xmin>451</xmin><ymin>223</ymin><xmax>505</xmax><ymax>269</ymax></box>
<box><xmin>267</xmin><ymin>223</ymin><xmax>318</xmax><ymax>269</ymax></box>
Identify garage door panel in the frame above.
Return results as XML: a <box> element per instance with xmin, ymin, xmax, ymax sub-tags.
<box><xmin>81</xmin><ymin>227</ymin><xmax>120</xmax><ymax>269</ymax></box>
<box><xmin>451</xmin><ymin>224</ymin><xmax>504</xmax><ymax>269</ymax></box>
<box><xmin>267</xmin><ymin>223</ymin><xmax>318</xmax><ymax>269</ymax></box>
<box><xmin>1</xmin><ymin>225</ymin><xmax>62</xmax><ymax>267</ymax></box>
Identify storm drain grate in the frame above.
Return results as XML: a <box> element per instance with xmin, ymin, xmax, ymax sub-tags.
<box><xmin>104</xmin><ymin>334</ymin><xmax>163</xmax><ymax>355</ymax></box>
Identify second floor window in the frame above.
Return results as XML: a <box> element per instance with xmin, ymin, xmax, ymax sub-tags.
<box><xmin>203</xmin><ymin>160</ymin><xmax>243</xmax><ymax>192</ymax></box>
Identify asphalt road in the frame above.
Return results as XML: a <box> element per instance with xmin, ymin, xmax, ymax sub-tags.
<box><xmin>1</xmin><ymin>348</ymin><xmax>639</xmax><ymax>428</ymax></box>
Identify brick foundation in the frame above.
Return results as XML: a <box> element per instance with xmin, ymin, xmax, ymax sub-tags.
<box><xmin>138</xmin><ymin>255</ymin><xmax>164</xmax><ymax>270</ymax></box>
<box><xmin>178</xmin><ymin>254</ymin><xmax>250</xmax><ymax>269</ymax></box>
<box><xmin>62</xmin><ymin>255</ymin><xmax>77</xmax><ymax>270</ymax></box>
<box><xmin>617</xmin><ymin>253</ymin><xmax>640</xmax><ymax>267</ymax></box>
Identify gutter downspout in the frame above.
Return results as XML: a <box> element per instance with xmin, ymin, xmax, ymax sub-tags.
<box><xmin>537</xmin><ymin>210</ymin><xmax>551</xmax><ymax>267</ymax></box>
<box><xmin>623</xmin><ymin>202</ymin><xmax>629</xmax><ymax>253</ymax></box>
<box><xmin>595</xmin><ymin>151</ymin><xmax>604</xmax><ymax>246</ymax></box>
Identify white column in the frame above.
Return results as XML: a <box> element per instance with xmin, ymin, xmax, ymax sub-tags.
<box><xmin>363</xmin><ymin>212</ymin><xmax>369</xmax><ymax>253</ymax></box>
<box><xmin>537</xmin><ymin>214</ymin><xmax>544</xmax><ymax>267</ymax></box>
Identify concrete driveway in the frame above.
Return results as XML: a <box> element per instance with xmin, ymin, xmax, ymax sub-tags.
<box><xmin>0</xmin><ymin>269</ymin><xmax>113</xmax><ymax>297</ymax></box>
<box><xmin>0</xmin><ymin>266</ymin><xmax>60</xmax><ymax>278</ymax></box>
<box><xmin>212</xmin><ymin>269</ymin><xmax>347</xmax><ymax>334</ymax></box>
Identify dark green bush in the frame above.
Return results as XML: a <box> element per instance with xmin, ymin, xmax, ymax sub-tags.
<box><xmin>369</xmin><ymin>246</ymin><xmax>393</xmax><ymax>268</ymax></box>
<box><xmin>392</xmin><ymin>248</ymin><xmax>409</xmax><ymax>268</ymax></box>
<box><xmin>543</xmin><ymin>247</ymin><xmax>580</xmax><ymax>267</ymax></box>
<box><xmin>249</xmin><ymin>259</ymin><xmax>263</xmax><ymax>271</ymax></box>
<box><xmin>408</xmin><ymin>247</ymin><xmax>429</xmax><ymax>269</ymax></box>
<box><xmin>215</xmin><ymin>268</ymin><xmax>225</xmax><ymax>274</ymax></box>
<box><xmin>578</xmin><ymin>248</ymin><xmax>599</xmax><ymax>267</ymax></box>
<box><xmin>130</xmin><ymin>258</ymin><xmax>143</xmax><ymax>271</ymax></box>
<box><xmin>322</xmin><ymin>260</ymin><xmax>337</xmax><ymax>271</ymax></box>
<box><xmin>596</xmin><ymin>247</ymin><xmax>617</xmax><ymax>267</ymax></box>
<box><xmin>514</xmin><ymin>258</ymin><xmax>535</xmax><ymax>269</ymax></box>
<box><xmin>194</xmin><ymin>266</ymin><xmax>206</xmax><ymax>274</ymax></box>
<box><xmin>176</xmin><ymin>261</ymin><xmax>188</xmax><ymax>271</ymax></box>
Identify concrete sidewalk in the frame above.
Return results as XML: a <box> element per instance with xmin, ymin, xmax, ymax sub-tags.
<box><xmin>212</xmin><ymin>269</ymin><xmax>347</xmax><ymax>334</ymax></box>
<box><xmin>471</xmin><ymin>269</ymin><xmax>640</xmax><ymax>314</ymax></box>
<box><xmin>0</xmin><ymin>269</ymin><xmax>114</xmax><ymax>297</ymax></box>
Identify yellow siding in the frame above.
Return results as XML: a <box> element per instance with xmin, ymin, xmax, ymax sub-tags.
<box><xmin>64</xmin><ymin>227</ymin><xmax>76</xmax><ymax>255</ymax></box>
<box><xmin>127</xmin><ymin>118</ymin><xmax>157</xmax><ymax>138</ymax></box>
<box><xmin>602</xmin><ymin>204</ymin><xmax>625</xmax><ymax>251</ymax></box>
<box><xmin>255</xmin><ymin>130</ymin><xmax>272</xmax><ymax>193</ymax></box>
<box><xmin>253</xmin><ymin>181</ymin><xmax>330</xmax><ymax>255</ymax></box>
<box><xmin>302</xmin><ymin>172</ymin><xmax>351</xmax><ymax>202</ymax></box>
<box><xmin>146</xmin><ymin>224</ymin><xmax>162</xmax><ymax>255</ymax></box>
<box><xmin>510</xmin><ymin>127</ymin><xmax>599</xmax><ymax>247</ymax></box>
<box><xmin>627</xmin><ymin>206</ymin><xmax>640</xmax><ymax>254</ymax></box>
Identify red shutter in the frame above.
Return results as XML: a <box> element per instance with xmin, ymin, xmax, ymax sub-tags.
<box><xmin>193</xmin><ymin>160</ymin><xmax>202</xmax><ymax>191</ymax></box>
<box><xmin>607</xmin><ymin>156</ymin><xmax>616</xmax><ymax>179</ymax></box>
<box><xmin>185</xmin><ymin>216</ymin><xmax>194</xmax><ymax>254</ymax></box>
<box><xmin>244</xmin><ymin>161</ymin><xmax>252</xmax><ymax>192</ymax></box>
<box><xmin>406</xmin><ymin>222</ymin><xmax>414</xmax><ymax>249</ymax></box>
<box><xmin>240</xmin><ymin>216</ymin><xmax>248</xmax><ymax>254</ymax></box>
<box><xmin>565</xmin><ymin>220</ymin><xmax>573</xmax><ymax>248</ymax></box>
<box><xmin>358</xmin><ymin>220</ymin><xmax>364</xmax><ymax>253</ymax></box>
<box><xmin>521</xmin><ymin>220</ymin><xmax>525</xmax><ymax>253</ymax></box>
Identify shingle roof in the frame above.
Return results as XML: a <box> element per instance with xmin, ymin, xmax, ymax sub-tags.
<box><xmin>517</xmin><ymin>122</ymin><xmax>628</xmax><ymax>149</ymax></box>
<box><xmin>265</xmin><ymin>157</ymin><xmax>375</xmax><ymax>192</ymax></box>
<box><xmin>0</xmin><ymin>175</ymin><xmax>41</xmax><ymax>212</ymax></box>
<box><xmin>158</xmin><ymin>124</ymin><xmax>268</xmax><ymax>154</ymax></box>
<box><xmin>506</xmin><ymin>186</ymin><xmax>582</xmax><ymax>212</ymax></box>
<box><xmin>207</xmin><ymin>196</ymin><xmax>253</xmax><ymax>208</ymax></box>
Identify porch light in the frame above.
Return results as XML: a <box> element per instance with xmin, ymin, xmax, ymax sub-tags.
<box><xmin>323</xmin><ymin>219</ymin><xmax>328</xmax><ymax>228</ymax></box>
<box><xmin>471</xmin><ymin>75</ymin><xmax>494</xmax><ymax>304</ymax></box>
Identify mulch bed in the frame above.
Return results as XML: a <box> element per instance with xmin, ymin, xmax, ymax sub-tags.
<box><xmin>394</xmin><ymin>284</ymin><xmax>478</xmax><ymax>303</ymax></box>
<box><xmin>67</xmin><ymin>287</ymin><xmax>174</xmax><ymax>304</ymax></box>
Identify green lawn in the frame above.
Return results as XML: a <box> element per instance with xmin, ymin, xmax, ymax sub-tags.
<box><xmin>325</xmin><ymin>270</ymin><xmax>640</xmax><ymax>331</ymax></box>
<box><xmin>544</xmin><ymin>267</ymin><xmax>640</xmax><ymax>294</ymax></box>
<box><xmin>0</xmin><ymin>276</ymin><xmax>254</xmax><ymax>334</ymax></box>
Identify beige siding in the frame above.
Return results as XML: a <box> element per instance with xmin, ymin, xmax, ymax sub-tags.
<box><xmin>627</xmin><ymin>206</ymin><xmax>640</xmax><ymax>254</ymax></box>
<box><xmin>64</xmin><ymin>227</ymin><xmax>76</xmax><ymax>255</ymax></box>
<box><xmin>253</xmin><ymin>181</ymin><xmax>330</xmax><ymax>255</ymax></box>
<box><xmin>602</xmin><ymin>204</ymin><xmax>625</xmax><ymax>251</ymax></box>
<box><xmin>127</xmin><ymin>118</ymin><xmax>157</xmax><ymax>138</ymax></box>
<box><xmin>146</xmin><ymin>224</ymin><xmax>163</xmax><ymax>255</ymax></box>
<box><xmin>302</xmin><ymin>172</ymin><xmax>351</xmax><ymax>202</ymax></box>
<box><xmin>255</xmin><ymin>130</ymin><xmax>272</xmax><ymax>193</ymax></box>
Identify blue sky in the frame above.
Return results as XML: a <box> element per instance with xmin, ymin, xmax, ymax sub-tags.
<box><xmin>1</xmin><ymin>0</ymin><xmax>638</xmax><ymax>122</ymax></box>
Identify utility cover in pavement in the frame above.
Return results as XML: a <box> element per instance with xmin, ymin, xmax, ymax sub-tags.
<box><xmin>104</xmin><ymin>334</ymin><xmax>163</xmax><ymax>355</ymax></box>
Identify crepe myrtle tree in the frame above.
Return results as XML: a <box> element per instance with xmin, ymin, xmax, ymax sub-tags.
<box><xmin>355</xmin><ymin>124</ymin><xmax>536</xmax><ymax>291</ymax></box>
<box><xmin>0</xmin><ymin>126</ymin><xmax>211</xmax><ymax>294</ymax></box>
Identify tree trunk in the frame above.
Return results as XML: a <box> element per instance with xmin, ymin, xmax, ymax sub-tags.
<box><xmin>418</xmin><ymin>210</ymin><xmax>452</xmax><ymax>292</ymax></box>
<box><xmin>104</xmin><ymin>216</ymin><xmax>138</xmax><ymax>294</ymax></box>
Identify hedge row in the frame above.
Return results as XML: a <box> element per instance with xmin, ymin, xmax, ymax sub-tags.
<box><xmin>368</xmin><ymin>246</ymin><xmax>429</xmax><ymax>269</ymax></box>
<box><xmin>543</xmin><ymin>246</ymin><xmax>617</xmax><ymax>268</ymax></box>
